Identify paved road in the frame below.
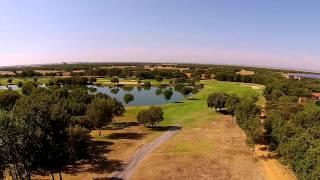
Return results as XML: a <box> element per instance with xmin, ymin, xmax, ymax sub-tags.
<box><xmin>112</xmin><ymin>126</ymin><xmax>181</xmax><ymax>180</ymax></box>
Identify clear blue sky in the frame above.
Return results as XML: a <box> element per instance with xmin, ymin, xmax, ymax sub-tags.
<box><xmin>1</xmin><ymin>0</ymin><xmax>320</xmax><ymax>71</ymax></box>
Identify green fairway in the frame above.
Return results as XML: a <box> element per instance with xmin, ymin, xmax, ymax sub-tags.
<box><xmin>123</xmin><ymin>80</ymin><xmax>264</xmax><ymax>128</ymax></box>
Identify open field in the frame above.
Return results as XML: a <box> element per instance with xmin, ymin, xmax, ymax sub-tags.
<box><xmin>96</xmin><ymin>78</ymin><xmax>171</xmax><ymax>86</ymax></box>
<box><xmin>0</xmin><ymin>77</ymin><xmax>51</xmax><ymax>85</ymax></box>
<box><xmin>33</xmin><ymin>80</ymin><xmax>295</xmax><ymax>180</ymax></box>
<box><xmin>129</xmin><ymin>80</ymin><xmax>265</xmax><ymax>179</ymax></box>
<box><xmin>127</xmin><ymin>80</ymin><xmax>294</xmax><ymax>180</ymax></box>
<box><xmin>33</xmin><ymin>122</ymin><xmax>164</xmax><ymax>180</ymax></box>
<box><xmin>132</xmin><ymin>115</ymin><xmax>264</xmax><ymax>179</ymax></box>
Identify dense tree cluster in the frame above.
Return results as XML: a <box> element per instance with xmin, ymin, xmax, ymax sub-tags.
<box><xmin>0</xmin><ymin>87</ymin><xmax>125</xmax><ymax>179</ymax></box>
<box><xmin>21</xmin><ymin>81</ymin><xmax>37</xmax><ymax>95</ymax></box>
<box><xmin>212</xmin><ymin>70</ymin><xmax>320</xmax><ymax>179</ymax></box>
<box><xmin>207</xmin><ymin>93</ymin><xmax>230</xmax><ymax>111</ymax></box>
<box><xmin>0</xmin><ymin>91</ymin><xmax>20</xmax><ymax>111</ymax></box>
<box><xmin>68</xmin><ymin>67</ymin><xmax>188</xmax><ymax>80</ymax></box>
<box><xmin>53</xmin><ymin>77</ymin><xmax>91</xmax><ymax>86</ymax></box>
<box><xmin>18</xmin><ymin>70</ymin><xmax>42</xmax><ymax>77</ymax></box>
<box><xmin>208</xmin><ymin>93</ymin><xmax>262</xmax><ymax>156</ymax></box>
<box><xmin>254</xmin><ymin>72</ymin><xmax>320</xmax><ymax>179</ymax></box>
<box><xmin>264</xmin><ymin>101</ymin><xmax>320</xmax><ymax>179</ymax></box>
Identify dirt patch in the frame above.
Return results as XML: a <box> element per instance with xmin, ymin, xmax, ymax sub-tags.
<box><xmin>131</xmin><ymin>115</ymin><xmax>264</xmax><ymax>180</ymax></box>
<box><xmin>32</xmin><ymin>123</ymin><xmax>163</xmax><ymax>180</ymax></box>
<box><xmin>255</xmin><ymin>145</ymin><xmax>297</xmax><ymax>180</ymax></box>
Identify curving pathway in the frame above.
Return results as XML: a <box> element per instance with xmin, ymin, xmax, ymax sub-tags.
<box><xmin>112</xmin><ymin>126</ymin><xmax>181</xmax><ymax>180</ymax></box>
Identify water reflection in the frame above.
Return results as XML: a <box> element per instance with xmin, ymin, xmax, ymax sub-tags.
<box><xmin>87</xmin><ymin>85</ymin><xmax>185</xmax><ymax>106</ymax></box>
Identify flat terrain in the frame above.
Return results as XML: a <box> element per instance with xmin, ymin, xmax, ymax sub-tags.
<box><xmin>33</xmin><ymin>80</ymin><xmax>295</xmax><ymax>180</ymax></box>
<box><xmin>33</xmin><ymin>123</ymin><xmax>164</xmax><ymax>180</ymax></box>
<box><xmin>130</xmin><ymin>80</ymin><xmax>265</xmax><ymax>179</ymax></box>
<box><xmin>96</xmin><ymin>78</ymin><xmax>171</xmax><ymax>86</ymax></box>
<box><xmin>132</xmin><ymin>115</ymin><xmax>264</xmax><ymax>180</ymax></box>
<box><xmin>0</xmin><ymin>77</ymin><xmax>51</xmax><ymax>85</ymax></box>
<box><xmin>112</xmin><ymin>126</ymin><xmax>181</xmax><ymax>179</ymax></box>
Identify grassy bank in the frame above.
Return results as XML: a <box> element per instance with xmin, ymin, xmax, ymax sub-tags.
<box><xmin>124</xmin><ymin>80</ymin><xmax>264</xmax><ymax>128</ymax></box>
<box><xmin>0</xmin><ymin>77</ymin><xmax>51</xmax><ymax>85</ymax></box>
<box><xmin>96</xmin><ymin>78</ymin><xmax>171</xmax><ymax>86</ymax></box>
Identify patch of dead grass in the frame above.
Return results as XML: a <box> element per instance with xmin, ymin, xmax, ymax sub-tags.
<box><xmin>132</xmin><ymin>115</ymin><xmax>264</xmax><ymax>180</ymax></box>
<box><xmin>32</xmin><ymin>122</ymin><xmax>163</xmax><ymax>180</ymax></box>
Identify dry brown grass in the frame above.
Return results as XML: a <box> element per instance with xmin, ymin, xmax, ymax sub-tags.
<box><xmin>32</xmin><ymin>122</ymin><xmax>163</xmax><ymax>180</ymax></box>
<box><xmin>255</xmin><ymin>145</ymin><xmax>297</xmax><ymax>180</ymax></box>
<box><xmin>132</xmin><ymin>115</ymin><xmax>264</xmax><ymax>180</ymax></box>
<box><xmin>132</xmin><ymin>115</ymin><xmax>296</xmax><ymax>180</ymax></box>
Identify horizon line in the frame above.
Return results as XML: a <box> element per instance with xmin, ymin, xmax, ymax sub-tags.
<box><xmin>0</xmin><ymin>61</ymin><xmax>319</xmax><ymax>73</ymax></box>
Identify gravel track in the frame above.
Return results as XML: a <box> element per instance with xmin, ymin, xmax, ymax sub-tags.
<box><xmin>112</xmin><ymin>126</ymin><xmax>181</xmax><ymax>180</ymax></box>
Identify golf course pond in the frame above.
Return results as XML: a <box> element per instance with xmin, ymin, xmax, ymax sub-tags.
<box><xmin>87</xmin><ymin>85</ymin><xmax>185</xmax><ymax>106</ymax></box>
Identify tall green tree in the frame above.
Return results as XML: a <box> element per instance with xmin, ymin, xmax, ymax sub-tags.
<box><xmin>85</xmin><ymin>98</ymin><xmax>114</xmax><ymax>135</ymax></box>
<box><xmin>137</xmin><ymin>107</ymin><xmax>164</xmax><ymax>127</ymax></box>
<box><xmin>111</xmin><ymin>77</ymin><xmax>119</xmax><ymax>86</ymax></box>
<box><xmin>0</xmin><ymin>91</ymin><xmax>20</xmax><ymax>111</ymax></box>
<box><xmin>67</xmin><ymin>125</ymin><xmax>91</xmax><ymax>161</ymax></box>
<box><xmin>163</xmin><ymin>89</ymin><xmax>173</xmax><ymax>101</ymax></box>
<box><xmin>17</xmin><ymin>81</ymin><xmax>23</xmax><ymax>88</ymax></box>
<box><xmin>123</xmin><ymin>93</ymin><xmax>134</xmax><ymax>104</ymax></box>
<box><xmin>21</xmin><ymin>81</ymin><xmax>36</xmax><ymax>95</ymax></box>
<box><xmin>155</xmin><ymin>75</ymin><xmax>163</xmax><ymax>82</ymax></box>
<box><xmin>112</xmin><ymin>98</ymin><xmax>126</xmax><ymax>116</ymax></box>
<box><xmin>234</xmin><ymin>97</ymin><xmax>260</xmax><ymax>129</ymax></box>
<box><xmin>155</xmin><ymin>88</ymin><xmax>163</xmax><ymax>96</ymax></box>
<box><xmin>244</xmin><ymin>116</ymin><xmax>262</xmax><ymax>157</ymax></box>
<box><xmin>207</xmin><ymin>93</ymin><xmax>229</xmax><ymax>111</ymax></box>
<box><xmin>13</xmin><ymin>94</ymin><xmax>71</xmax><ymax>179</ymax></box>
<box><xmin>225</xmin><ymin>94</ymin><xmax>240</xmax><ymax>116</ymax></box>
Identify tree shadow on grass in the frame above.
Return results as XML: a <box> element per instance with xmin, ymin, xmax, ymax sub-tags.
<box><xmin>187</xmin><ymin>98</ymin><xmax>200</xmax><ymax>100</ymax></box>
<box><xmin>216</xmin><ymin>109</ymin><xmax>230</xmax><ymax>115</ymax></box>
<box><xmin>106</xmin><ymin>132</ymin><xmax>145</xmax><ymax>140</ymax></box>
<box><xmin>173</xmin><ymin>101</ymin><xmax>184</xmax><ymax>104</ymax></box>
<box><xmin>104</xmin><ymin>122</ymin><xmax>140</xmax><ymax>130</ymax></box>
<box><xmin>33</xmin><ymin>140</ymin><xmax>124</xmax><ymax>177</ymax></box>
<box><xmin>149</xmin><ymin>126</ymin><xmax>182</xmax><ymax>132</ymax></box>
<box><xmin>63</xmin><ymin>140</ymin><xmax>124</xmax><ymax>175</ymax></box>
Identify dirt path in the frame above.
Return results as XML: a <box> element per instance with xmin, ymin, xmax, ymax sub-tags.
<box><xmin>112</xmin><ymin>126</ymin><xmax>181</xmax><ymax>180</ymax></box>
<box><xmin>254</xmin><ymin>145</ymin><xmax>297</xmax><ymax>180</ymax></box>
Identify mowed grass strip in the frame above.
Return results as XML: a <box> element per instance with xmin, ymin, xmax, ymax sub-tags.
<box><xmin>162</xmin><ymin>80</ymin><xmax>262</xmax><ymax>127</ymax></box>
<box><xmin>123</xmin><ymin>80</ymin><xmax>263</xmax><ymax>128</ymax></box>
<box><xmin>131</xmin><ymin>81</ymin><xmax>265</xmax><ymax>179</ymax></box>
<box><xmin>122</xmin><ymin>80</ymin><xmax>263</xmax><ymax>155</ymax></box>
